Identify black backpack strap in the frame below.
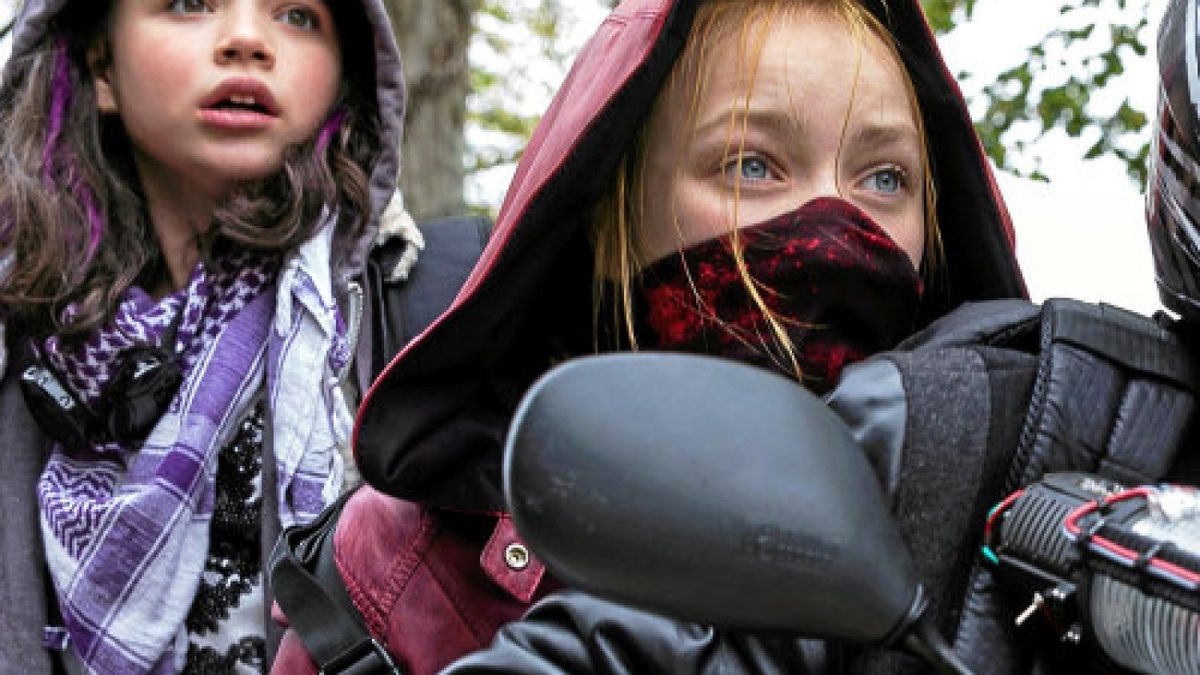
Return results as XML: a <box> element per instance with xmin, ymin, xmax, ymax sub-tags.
<box><xmin>271</xmin><ymin>215</ymin><xmax>490</xmax><ymax>674</ymax></box>
<box><xmin>270</xmin><ymin>491</ymin><xmax>401</xmax><ymax>674</ymax></box>
<box><xmin>836</xmin><ymin>299</ymin><xmax>1200</xmax><ymax>673</ymax></box>
<box><xmin>1012</xmin><ymin>298</ymin><xmax>1200</xmax><ymax>488</ymax></box>
<box><xmin>952</xmin><ymin>299</ymin><xmax>1200</xmax><ymax>673</ymax></box>
<box><xmin>368</xmin><ymin>215</ymin><xmax>491</xmax><ymax>380</ymax></box>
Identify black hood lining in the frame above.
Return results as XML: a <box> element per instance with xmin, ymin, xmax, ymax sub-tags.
<box><xmin>876</xmin><ymin>1</ymin><xmax>1026</xmax><ymax>320</ymax></box>
<box><xmin>356</xmin><ymin>0</ymin><xmax>1025</xmax><ymax>512</ymax></box>
<box><xmin>355</xmin><ymin>1</ymin><xmax>702</xmax><ymax>510</ymax></box>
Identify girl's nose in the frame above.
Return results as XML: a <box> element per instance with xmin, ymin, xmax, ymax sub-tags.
<box><xmin>796</xmin><ymin>169</ymin><xmax>842</xmax><ymax>208</ymax></box>
<box><xmin>214</xmin><ymin>14</ymin><xmax>275</xmax><ymax>68</ymax></box>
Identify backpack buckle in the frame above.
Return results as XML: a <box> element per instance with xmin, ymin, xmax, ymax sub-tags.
<box><xmin>320</xmin><ymin>637</ymin><xmax>401</xmax><ymax>675</ymax></box>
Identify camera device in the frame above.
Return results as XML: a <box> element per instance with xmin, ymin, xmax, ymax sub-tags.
<box><xmin>16</xmin><ymin>335</ymin><xmax>183</xmax><ymax>451</ymax></box>
<box><xmin>984</xmin><ymin>472</ymin><xmax>1200</xmax><ymax>674</ymax></box>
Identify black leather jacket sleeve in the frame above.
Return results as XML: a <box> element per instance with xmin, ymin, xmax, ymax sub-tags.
<box><xmin>440</xmin><ymin>590</ymin><xmax>823</xmax><ymax>675</ymax></box>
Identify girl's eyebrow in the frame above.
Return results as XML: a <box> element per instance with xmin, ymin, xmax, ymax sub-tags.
<box><xmin>848</xmin><ymin>122</ymin><xmax>921</xmax><ymax>150</ymax></box>
<box><xmin>694</xmin><ymin>108</ymin><xmax>806</xmax><ymax>140</ymax></box>
<box><xmin>261</xmin><ymin>0</ymin><xmax>332</xmax><ymax>7</ymax></box>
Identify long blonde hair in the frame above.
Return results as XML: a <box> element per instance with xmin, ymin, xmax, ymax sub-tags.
<box><xmin>591</xmin><ymin>0</ymin><xmax>942</xmax><ymax>377</ymax></box>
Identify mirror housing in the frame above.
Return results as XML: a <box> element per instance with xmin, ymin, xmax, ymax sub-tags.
<box><xmin>504</xmin><ymin>353</ymin><xmax>924</xmax><ymax>644</ymax></box>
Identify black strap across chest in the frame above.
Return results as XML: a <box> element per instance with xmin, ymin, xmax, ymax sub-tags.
<box><xmin>270</xmin><ymin>215</ymin><xmax>489</xmax><ymax>675</ymax></box>
<box><xmin>1013</xmin><ymin>298</ymin><xmax>1198</xmax><ymax>488</ymax></box>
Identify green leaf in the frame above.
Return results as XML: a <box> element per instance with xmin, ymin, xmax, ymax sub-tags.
<box><xmin>939</xmin><ymin>0</ymin><xmax>1152</xmax><ymax>188</ymax></box>
<box><xmin>1115</xmin><ymin>100</ymin><xmax>1148</xmax><ymax>132</ymax></box>
<box><xmin>920</xmin><ymin>0</ymin><xmax>971</xmax><ymax>34</ymax></box>
<box><xmin>1084</xmin><ymin>139</ymin><xmax>1107</xmax><ymax>159</ymax></box>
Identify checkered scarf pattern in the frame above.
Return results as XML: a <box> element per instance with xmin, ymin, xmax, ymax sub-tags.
<box><xmin>37</xmin><ymin>225</ymin><xmax>352</xmax><ymax>674</ymax></box>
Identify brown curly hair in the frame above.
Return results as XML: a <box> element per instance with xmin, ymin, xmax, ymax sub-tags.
<box><xmin>0</xmin><ymin>0</ymin><xmax>382</xmax><ymax>341</ymax></box>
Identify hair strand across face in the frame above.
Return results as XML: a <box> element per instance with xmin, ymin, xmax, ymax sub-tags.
<box><xmin>591</xmin><ymin>0</ymin><xmax>942</xmax><ymax>377</ymax></box>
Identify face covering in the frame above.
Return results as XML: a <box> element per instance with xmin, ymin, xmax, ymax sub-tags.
<box><xmin>636</xmin><ymin>196</ymin><xmax>922</xmax><ymax>393</ymax></box>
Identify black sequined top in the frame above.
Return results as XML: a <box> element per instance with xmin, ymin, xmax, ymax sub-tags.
<box><xmin>183</xmin><ymin>403</ymin><xmax>267</xmax><ymax>675</ymax></box>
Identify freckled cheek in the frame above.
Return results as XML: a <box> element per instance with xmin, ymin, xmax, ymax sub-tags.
<box><xmin>113</xmin><ymin>62</ymin><xmax>197</xmax><ymax>140</ymax></box>
<box><xmin>644</xmin><ymin>184</ymin><xmax>732</xmax><ymax>258</ymax></box>
<box><xmin>857</xmin><ymin>199</ymin><xmax>923</xmax><ymax>263</ymax></box>
<box><xmin>677</xmin><ymin>199</ymin><xmax>731</xmax><ymax>244</ymax></box>
<box><xmin>118</xmin><ymin>37</ymin><xmax>194</xmax><ymax>94</ymax></box>
<box><xmin>639</xmin><ymin>175</ymin><xmax>678</xmax><ymax>259</ymax></box>
<box><xmin>731</xmin><ymin>200</ymin><xmax>799</xmax><ymax>233</ymax></box>
<box><xmin>287</xmin><ymin>51</ymin><xmax>342</xmax><ymax>127</ymax></box>
<box><xmin>890</xmin><ymin>208</ymin><xmax>925</xmax><ymax>266</ymax></box>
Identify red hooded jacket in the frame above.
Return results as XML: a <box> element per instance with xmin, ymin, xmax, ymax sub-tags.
<box><xmin>274</xmin><ymin>0</ymin><xmax>1026</xmax><ymax>672</ymax></box>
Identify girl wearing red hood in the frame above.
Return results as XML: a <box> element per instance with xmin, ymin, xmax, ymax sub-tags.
<box><xmin>274</xmin><ymin>0</ymin><xmax>1027</xmax><ymax>673</ymax></box>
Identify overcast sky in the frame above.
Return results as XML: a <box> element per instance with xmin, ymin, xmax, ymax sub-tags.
<box><xmin>938</xmin><ymin>0</ymin><xmax>1167</xmax><ymax>315</ymax></box>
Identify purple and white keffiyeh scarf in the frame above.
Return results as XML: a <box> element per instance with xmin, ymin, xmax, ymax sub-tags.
<box><xmin>37</xmin><ymin>223</ymin><xmax>353</xmax><ymax>674</ymax></box>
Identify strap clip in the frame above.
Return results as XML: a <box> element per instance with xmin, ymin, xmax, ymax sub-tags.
<box><xmin>320</xmin><ymin>637</ymin><xmax>401</xmax><ymax>675</ymax></box>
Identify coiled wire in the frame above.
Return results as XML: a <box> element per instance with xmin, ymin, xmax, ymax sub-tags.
<box><xmin>1003</xmin><ymin>491</ymin><xmax>1076</xmax><ymax>570</ymax></box>
<box><xmin>1091</xmin><ymin>575</ymin><xmax>1199</xmax><ymax>675</ymax></box>
<box><xmin>1091</xmin><ymin>488</ymin><xmax>1200</xmax><ymax>675</ymax></box>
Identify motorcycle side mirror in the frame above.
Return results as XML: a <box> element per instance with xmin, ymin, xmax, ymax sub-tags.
<box><xmin>504</xmin><ymin>353</ymin><xmax>969</xmax><ymax>673</ymax></box>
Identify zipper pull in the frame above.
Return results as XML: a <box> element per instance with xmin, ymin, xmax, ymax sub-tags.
<box><xmin>337</xmin><ymin>280</ymin><xmax>365</xmax><ymax>385</ymax></box>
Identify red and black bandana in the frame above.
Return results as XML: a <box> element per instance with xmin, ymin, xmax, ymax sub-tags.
<box><xmin>637</xmin><ymin>197</ymin><xmax>923</xmax><ymax>393</ymax></box>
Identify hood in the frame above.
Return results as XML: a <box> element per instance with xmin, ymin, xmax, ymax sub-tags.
<box><xmin>1</xmin><ymin>0</ymin><xmax>406</xmax><ymax>283</ymax></box>
<box><xmin>356</xmin><ymin>0</ymin><xmax>1028</xmax><ymax>512</ymax></box>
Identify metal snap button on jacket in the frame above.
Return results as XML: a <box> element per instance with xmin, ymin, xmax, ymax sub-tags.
<box><xmin>504</xmin><ymin>543</ymin><xmax>530</xmax><ymax>570</ymax></box>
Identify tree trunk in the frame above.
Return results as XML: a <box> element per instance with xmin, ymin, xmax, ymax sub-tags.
<box><xmin>384</xmin><ymin>0</ymin><xmax>476</xmax><ymax>222</ymax></box>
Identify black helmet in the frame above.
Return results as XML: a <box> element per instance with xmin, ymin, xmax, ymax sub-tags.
<box><xmin>1150</xmin><ymin>0</ymin><xmax>1200</xmax><ymax>322</ymax></box>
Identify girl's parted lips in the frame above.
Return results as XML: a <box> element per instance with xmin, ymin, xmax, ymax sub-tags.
<box><xmin>200</xmin><ymin>77</ymin><xmax>280</xmax><ymax>117</ymax></box>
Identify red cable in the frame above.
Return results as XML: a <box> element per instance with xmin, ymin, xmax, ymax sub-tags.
<box><xmin>1063</xmin><ymin>487</ymin><xmax>1200</xmax><ymax>587</ymax></box>
<box><xmin>1063</xmin><ymin>487</ymin><xmax>1152</xmax><ymax>536</ymax></box>
<box><xmin>985</xmin><ymin>488</ymin><xmax>1025</xmax><ymax>545</ymax></box>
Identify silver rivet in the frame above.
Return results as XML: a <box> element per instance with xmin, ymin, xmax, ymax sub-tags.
<box><xmin>504</xmin><ymin>543</ymin><xmax>530</xmax><ymax>570</ymax></box>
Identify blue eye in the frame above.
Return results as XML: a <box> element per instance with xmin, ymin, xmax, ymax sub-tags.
<box><xmin>279</xmin><ymin>6</ymin><xmax>320</xmax><ymax>30</ymax></box>
<box><xmin>167</xmin><ymin>0</ymin><xmax>211</xmax><ymax>13</ymax></box>
<box><xmin>724</xmin><ymin>155</ymin><xmax>772</xmax><ymax>183</ymax></box>
<box><xmin>864</xmin><ymin>167</ymin><xmax>906</xmax><ymax>194</ymax></box>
